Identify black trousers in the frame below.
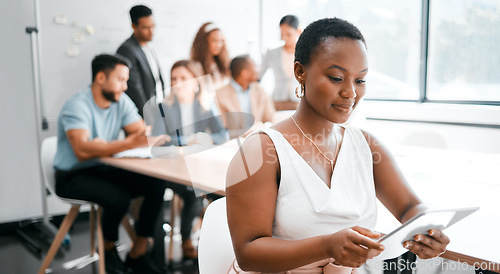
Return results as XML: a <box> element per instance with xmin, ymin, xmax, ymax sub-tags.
<box><xmin>55</xmin><ymin>164</ymin><xmax>165</xmax><ymax>242</ymax></box>
<box><xmin>164</xmin><ymin>183</ymin><xmax>204</xmax><ymax>240</ymax></box>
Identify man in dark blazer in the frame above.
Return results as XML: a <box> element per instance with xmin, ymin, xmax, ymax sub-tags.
<box><xmin>117</xmin><ymin>5</ymin><xmax>164</xmax><ymax>117</ymax></box>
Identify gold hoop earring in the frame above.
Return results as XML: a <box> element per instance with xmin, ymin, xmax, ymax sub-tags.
<box><xmin>295</xmin><ymin>84</ymin><xmax>305</xmax><ymax>98</ymax></box>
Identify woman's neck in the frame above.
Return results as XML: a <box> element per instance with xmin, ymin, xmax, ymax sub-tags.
<box><xmin>292</xmin><ymin>101</ymin><xmax>335</xmax><ymax>140</ymax></box>
<box><xmin>283</xmin><ymin>43</ymin><xmax>295</xmax><ymax>53</ymax></box>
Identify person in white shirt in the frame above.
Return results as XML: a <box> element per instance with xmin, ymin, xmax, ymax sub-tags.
<box><xmin>260</xmin><ymin>15</ymin><xmax>302</xmax><ymax>111</ymax></box>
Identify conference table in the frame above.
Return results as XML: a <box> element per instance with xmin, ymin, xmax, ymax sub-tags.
<box><xmin>100</xmin><ymin>140</ymin><xmax>500</xmax><ymax>273</ymax></box>
<box><xmin>101</xmin><ymin>140</ymin><xmax>241</xmax><ymax>196</ymax></box>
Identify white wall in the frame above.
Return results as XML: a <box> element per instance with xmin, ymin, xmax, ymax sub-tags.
<box><xmin>0</xmin><ymin>0</ymin><xmax>58</xmax><ymax>223</ymax></box>
<box><xmin>39</xmin><ymin>0</ymin><xmax>260</xmax><ymax>130</ymax></box>
<box><xmin>1</xmin><ymin>0</ymin><xmax>261</xmax><ymax>224</ymax></box>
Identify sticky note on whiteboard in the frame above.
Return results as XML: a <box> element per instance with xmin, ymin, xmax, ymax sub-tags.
<box><xmin>54</xmin><ymin>14</ymin><xmax>68</xmax><ymax>25</ymax></box>
<box><xmin>73</xmin><ymin>32</ymin><xmax>85</xmax><ymax>44</ymax></box>
<box><xmin>85</xmin><ymin>25</ymin><xmax>96</xmax><ymax>35</ymax></box>
<box><xmin>66</xmin><ymin>45</ymin><xmax>80</xmax><ymax>57</ymax></box>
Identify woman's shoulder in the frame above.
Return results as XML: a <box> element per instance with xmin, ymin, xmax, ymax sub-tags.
<box><xmin>243</xmin><ymin>129</ymin><xmax>276</xmax><ymax>150</ymax></box>
<box><xmin>346</xmin><ymin>126</ymin><xmax>381</xmax><ymax>151</ymax></box>
<box><xmin>226</xmin><ymin>132</ymin><xmax>279</xmax><ymax>188</ymax></box>
<box><xmin>235</xmin><ymin>121</ymin><xmax>295</xmax><ymax>165</ymax></box>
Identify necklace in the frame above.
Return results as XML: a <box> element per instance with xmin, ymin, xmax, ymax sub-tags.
<box><xmin>290</xmin><ymin>116</ymin><xmax>338</xmax><ymax>172</ymax></box>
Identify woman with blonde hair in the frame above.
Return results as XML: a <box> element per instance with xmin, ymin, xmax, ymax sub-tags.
<box><xmin>154</xmin><ymin>59</ymin><xmax>226</xmax><ymax>146</ymax></box>
<box><xmin>147</xmin><ymin>60</ymin><xmax>226</xmax><ymax>260</ymax></box>
<box><xmin>190</xmin><ymin>22</ymin><xmax>230</xmax><ymax>89</ymax></box>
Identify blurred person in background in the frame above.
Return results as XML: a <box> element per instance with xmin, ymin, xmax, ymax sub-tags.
<box><xmin>146</xmin><ymin>60</ymin><xmax>227</xmax><ymax>260</ymax></box>
<box><xmin>216</xmin><ymin>55</ymin><xmax>275</xmax><ymax>139</ymax></box>
<box><xmin>117</xmin><ymin>5</ymin><xmax>164</xmax><ymax>117</ymax></box>
<box><xmin>260</xmin><ymin>15</ymin><xmax>302</xmax><ymax>110</ymax></box>
<box><xmin>190</xmin><ymin>22</ymin><xmax>231</xmax><ymax>89</ymax></box>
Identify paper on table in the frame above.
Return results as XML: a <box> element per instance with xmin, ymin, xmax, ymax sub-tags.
<box><xmin>113</xmin><ymin>147</ymin><xmax>153</xmax><ymax>158</ymax></box>
<box><xmin>113</xmin><ymin>145</ymin><xmax>218</xmax><ymax>159</ymax></box>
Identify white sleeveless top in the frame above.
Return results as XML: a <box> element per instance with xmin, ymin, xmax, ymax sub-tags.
<box><xmin>229</xmin><ymin>126</ymin><xmax>378</xmax><ymax>274</ymax></box>
<box><xmin>265</xmin><ymin>126</ymin><xmax>377</xmax><ymax>240</ymax></box>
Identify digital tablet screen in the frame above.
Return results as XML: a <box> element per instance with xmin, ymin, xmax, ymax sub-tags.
<box><xmin>370</xmin><ymin>207</ymin><xmax>479</xmax><ymax>261</ymax></box>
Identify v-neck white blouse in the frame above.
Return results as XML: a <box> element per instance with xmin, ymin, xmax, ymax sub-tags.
<box><xmin>229</xmin><ymin>126</ymin><xmax>378</xmax><ymax>274</ymax></box>
<box><xmin>261</xmin><ymin>126</ymin><xmax>377</xmax><ymax>241</ymax></box>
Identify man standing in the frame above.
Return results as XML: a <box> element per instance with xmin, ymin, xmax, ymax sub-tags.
<box><xmin>117</xmin><ymin>5</ymin><xmax>164</xmax><ymax>116</ymax></box>
<box><xmin>54</xmin><ymin>54</ymin><xmax>169</xmax><ymax>274</ymax></box>
<box><xmin>216</xmin><ymin>55</ymin><xmax>275</xmax><ymax>138</ymax></box>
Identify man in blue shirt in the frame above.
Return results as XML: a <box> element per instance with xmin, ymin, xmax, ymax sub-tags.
<box><xmin>54</xmin><ymin>54</ymin><xmax>169</xmax><ymax>274</ymax></box>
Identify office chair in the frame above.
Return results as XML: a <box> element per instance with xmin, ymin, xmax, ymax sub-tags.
<box><xmin>198</xmin><ymin>197</ymin><xmax>235</xmax><ymax>274</ymax></box>
<box><xmin>38</xmin><ymin>136</ymin><xmax>135</xmax><ymax>274</ymax></box>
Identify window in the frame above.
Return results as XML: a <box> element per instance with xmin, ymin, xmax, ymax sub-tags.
<box><xmin>427</xmin><ymin>0</ymin><xmax>500</xmax><ymax>102</ymax></box>
<box><xmin>335</xmin><ymin>1</ymin><xmax>422</xmax><ymax>101</ymax></box>
<box><xmin>261</xmin><ymin>0</ymin><xmax>422</xmax><ymax>100</ymax></box>
<box><xmin>262</xmin><ymin>0</ymin><xmax>500</xmax><ymax>104</ymax></box>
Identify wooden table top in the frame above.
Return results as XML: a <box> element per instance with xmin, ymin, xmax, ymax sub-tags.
<box><xmin>100</xmin><ymin>142</ymin><xmax>240</xmax><ymax>196</ymax></box>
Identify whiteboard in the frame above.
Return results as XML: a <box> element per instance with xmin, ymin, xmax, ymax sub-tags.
<box><xmin>39</xmin><ymin>0</ymin><xmax>260</xmax><ymax>122</ymax></box>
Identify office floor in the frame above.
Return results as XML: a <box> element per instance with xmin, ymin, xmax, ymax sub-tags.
<box><xmin>1</xmin><ymin>217</ymin><xmax>493</xmax><ymax>274</ymax></box>
<box><xmin>0</xmin><ymin>201</ymin><xmax>494</xmax><ymax>274</ymax></box>
<box><xmin>0</xmin><ymin>205</ymin><xmax>199</xmax><ymax>274</ymax></box>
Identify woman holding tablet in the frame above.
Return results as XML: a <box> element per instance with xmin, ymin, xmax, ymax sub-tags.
<box><xmin>226</xmin><ymin>18</ymin><xmax>450</xmax><ymax>273</ymax></box>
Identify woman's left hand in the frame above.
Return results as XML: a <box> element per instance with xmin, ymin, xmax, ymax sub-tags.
<box><xmin>403</xmin><ymin>229</ymin><xmax>450</xmax><ymax>259</ymax></box>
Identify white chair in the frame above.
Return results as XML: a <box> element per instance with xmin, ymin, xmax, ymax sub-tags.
<box><xmin>198</xmin><ymin>197</ymin><xmax>236</xmax><ymax>274</ymax></box>
<box><xmin>38</xmin><ymin>136</ymin><xmax>135</xmax><ymax>274</ymax></box>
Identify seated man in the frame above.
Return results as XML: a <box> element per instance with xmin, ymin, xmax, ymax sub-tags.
<box><xmin>53</xmin><ymin>54</ymin><xmax>169</xmax><ymax>274</ymax></box>
<box><xmin>216</xmin><ymin>55</ymin><xmax>275</xmax><ymax>138</ymax></box>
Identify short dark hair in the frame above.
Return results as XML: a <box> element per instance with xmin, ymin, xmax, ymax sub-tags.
<box><xmin>91</xmin><ymin>54</ymin><xmax>130</xmax><ymax>82</ymax></box>
<box><xmin>295</xmin><ymin>18</ymin><xmax>366</xmax><ymax>67</ymax></box>
<box><xmin>230</xmin><ymin>55</ymin><xmax>251</xmax><ymax>79</ymax></box>
<box><xmin>129</xmin><ymin>5</ymin><xmax>152</xmax><ymax>25</ymax></box>
<box><xmin>279</xmin><ymin>15</ymin><xmax>299</xmax><ymax>29</ymax></box>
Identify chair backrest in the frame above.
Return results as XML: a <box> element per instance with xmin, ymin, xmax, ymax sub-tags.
<box><xmin>41</xmin><ymin>136</ymin><xmax>58</xmax><ymax>196</ymax></box>
<box><xmin>198</xmin><ymin>197</ymin><xmax>236</xmax><ymax>274</ymax></box>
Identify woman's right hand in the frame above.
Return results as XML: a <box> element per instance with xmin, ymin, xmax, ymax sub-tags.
<box><xmin>326</xmin><ymin>226</ymin><xmax>385</xmax><ymax>268</ymax></box>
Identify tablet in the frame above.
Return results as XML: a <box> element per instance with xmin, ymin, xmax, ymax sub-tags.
<box><xmin>371</xmin><ymin>206</ymin><xmax>479</xmax><ymax>261</ymax></box>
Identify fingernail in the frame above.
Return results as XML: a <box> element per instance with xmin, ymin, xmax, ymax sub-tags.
<box><xmin>404</xmin><ymin>242</ymin><xmax>411</xmax><ymax>249</ymax></box>
<box><xmin>429</xmin><ymin>230</ymin><xmax>435</xmax><ymax>236</ymax></box>
<box><xmin>379</xmin><ymin>245</ymin><xmax>385</xmax><ymax>251</ymax></box>
<box><xmin>416</xmin><ymin>235</ymin><xmax>421</xmax><ymax>241</ymax></box>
